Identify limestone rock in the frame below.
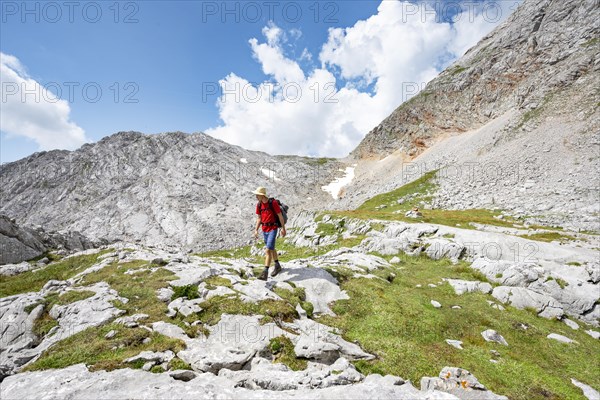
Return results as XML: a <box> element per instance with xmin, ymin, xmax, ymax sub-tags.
<box><xmin>491</xmin><ymin>286</ymin><xmax>564</xmax><ymax>319</ymax></box>
<box><xmin>421</xmin><ymin>367</ymin><xmax>508</xmax><ymax>399</ymax></box>
<box><xmin>547</xmin><ymin>333</ymin><xmax>577</xmax><ymax>344</ymax></box>
<box><xmin>445</xmin><ymin>340</ymin><xmax>463</xmax><ymax>350</ymax></box>
<box><xmin>446</xmin><ymin>279</ymin><xmax>492</xmax><ymax>295</ymax></box>
<box><xmin>481</xmin><ymin>330</ymin><xmax>508</xmax><ymax>346</ymax></box>
<box><xmin>571</xmin><ymin>378</ymin><xmax>600</xmax><ymax>400</ymax></box>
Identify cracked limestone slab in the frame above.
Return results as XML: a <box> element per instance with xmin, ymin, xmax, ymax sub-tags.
<box><xmin>177</xmin><ymin>314</ymin><xmax>288</xmax><ymax>374</ymax></box>
<box><xmin>270</xmin><ymin>263</ymin><xmax>349</xmax><ymax>316</ymax></box>
<box><xmin>491</xmin><ymin>286</ymin><xmax>564</xmax><ymax>319</ymax></box>
<box><xmin>0</xmin><ymin>362</ymin><xmax>460</xmax><ymax>399</ymax></box>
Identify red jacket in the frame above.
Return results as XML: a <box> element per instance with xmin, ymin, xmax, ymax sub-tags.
<box><xmin>256</xmin><ymin>199</ymin><xmax>281</xmax><ymax>232</ymax></box>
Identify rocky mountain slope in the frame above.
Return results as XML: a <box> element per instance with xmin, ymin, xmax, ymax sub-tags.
<box><xmin>352</xmin><ymin>0</ymin><xmax>599</xmax><ymax>159</ymax></box>
<box><xmin>338</xmin><ymin>0</ymin><xmax>599</xmax><ymax>233</ymax></box>
<box><xmin>0</xmin><ymin>131</ymin><xmax>341</xmax><ymax>255</ymax></box>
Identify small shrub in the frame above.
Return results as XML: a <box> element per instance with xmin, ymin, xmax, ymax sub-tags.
<box><xmin>171</xmin><ymin>285</ymin><xmax>199</xmax><ymax>301</ymax></box>
<box><xmin>268</xmin><ymin>336</ymin><xmax>307</xmax><ymax>371</ymax></box>
<box><xmin>169</xmin><ymin>358</ymin><xmax>192</xmax><ymax>370</ymax></box>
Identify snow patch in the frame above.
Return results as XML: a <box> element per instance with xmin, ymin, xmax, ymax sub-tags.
<box><xmin>261</xmin><ymin>168</ymin><xmax>282</xmax><ymax>182</ymax></box>
<box><xmin>321</xmin><ymin>166</ymin><xmax>355</xmax><ymax>200</ymax></box>
<box><xmin>240</xmin><ymin>158</ymin><xmax>248</xmax><ymax>164</ymax></box>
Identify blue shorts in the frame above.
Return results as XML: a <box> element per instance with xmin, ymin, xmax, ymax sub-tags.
<box><xmin>263</xmin><ymin>229</ymin><xmax>278</xmax><ymax>250</ymax></box>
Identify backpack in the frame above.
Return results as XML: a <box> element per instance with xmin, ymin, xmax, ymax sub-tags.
<box><xmin>258</xmin><ymin>198</ymin><xmax>289</xmax><ymax>228</ymax></box>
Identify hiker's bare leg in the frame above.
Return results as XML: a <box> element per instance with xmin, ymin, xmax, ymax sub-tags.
<box><xmin>272</xmin><ymin>249</ymin><xmax>279</xmax><ymax>261</ymax></box>
<box><xmin>264</xmin><ymin>250</ymin><xmax>272</xmax><ymax>266</ymax></box>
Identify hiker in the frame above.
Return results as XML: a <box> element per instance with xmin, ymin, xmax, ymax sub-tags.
<box><xmin>253</xmin><ymin>186</ymin><xmax>286</xmax><ymax>280</ymax></box>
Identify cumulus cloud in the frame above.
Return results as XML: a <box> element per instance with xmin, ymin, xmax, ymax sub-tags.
<box><xmin>207</xmin><ymin>0</ymin><xmax>521</xmax><ymax>158</ymax></box>
<box><xmin>0</xmin><ymin>52</ymin><xmax>89</xmax><ymax>152</ymax></box>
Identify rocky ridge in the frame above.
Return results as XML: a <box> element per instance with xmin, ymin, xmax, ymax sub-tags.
<box><xmin>0</xmin><ymin>131</ymin><xmax>341</xmax><ymax>255</ymax></box>
<box><xmin>351</xmin><ymin>0</ymin><xmax>599</xmax><ymax>160</ymax></box>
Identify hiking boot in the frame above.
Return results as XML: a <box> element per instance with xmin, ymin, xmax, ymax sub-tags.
<box><xmin>257</xmin><ymin>268</ymin><xmax>269</xmax><ymax>281</ymax></box>
<box><xmin>271</xmin><ymin>262</ymin><xmax>282</xmax><ymax>277</ymax></box>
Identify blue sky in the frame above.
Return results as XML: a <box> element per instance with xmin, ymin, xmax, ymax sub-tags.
<box><xmin>0</xmin><ymin>0</ymin><xmax>521</xmax><ymax>163</ymax></box>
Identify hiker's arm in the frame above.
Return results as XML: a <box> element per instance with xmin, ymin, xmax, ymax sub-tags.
<box><xmin>277</xmin><ymin>212</ymin><xmax>286</xmax><ymax>236</ymax></box>
<box><xmin>255</xmin><ymin>216</ymin><xmax>261</xmax><ymax>232</ymax></box>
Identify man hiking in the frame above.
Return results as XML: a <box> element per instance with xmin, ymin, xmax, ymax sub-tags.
<box><xmin>253</xmin><ymin>187</ymin><xmax>286</xmax><ymax>280</ymax></box>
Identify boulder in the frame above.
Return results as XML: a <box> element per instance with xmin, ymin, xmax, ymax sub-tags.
<box><xmin>547</xmin><ymin>333</ymin><xmax>577</xmax><ymax>344</ymax></box>
<box><xmin>481</xmin><ymin>330</ymin><xmax>508</xmax><ymax>346</ymax></box>
<box><xmin>491</xmin><ymin>286</ymin><xmax>564</xmax><ymax>319</ymax></box>
<box><xmin>421</xmin><ymin>367</ymin><xmax>508</xmax><ymax>399</ymax></box>
<box><xmin>571</xmin><ymin>378</ymin><xmax>600</xmax><ymax>400</ymax></box>
<box><xmin>446</xmin><ymin>279</ymin><xmax>492</xmax><ymax>295</ymax></box>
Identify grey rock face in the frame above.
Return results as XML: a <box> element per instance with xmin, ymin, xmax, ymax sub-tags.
<box><xmin>0</xmin><ymin>281</ymin><xmax>126</xmax><ymax>378</ymax></box>
<box><xmin>177</xmin><ymin>315</ymin><xmax>285</xmax><ymax>374</ymax></box>
<box><xmin>585</xmin><ymin>330</ymin><xmax>600</xmax><ymax>340</ymax></box>
<box><xmin>0</xmin><ymin>293</ymin><xmax>45</xmax><ymax>378</ymax></box>
<box><xmin>334</xmin><ymin>0</ymin><xmax>600</xmax><ymax>235</ymax></box>
<box><xmin>0</xmin><ymin>215</ymin><xmax>101</xmax><ymax>265</ymax></box>
<box><xmin>491</xmin><ymin>286</ymin><xmax>564</xmax><ymax>319</ymax></box>
<box><xmin>0</xmin><ymin>132</ymin><xmax>340</xmax><ymax>254</ymax></box>
<box><xmin>445</xmin><ymin>340</ymin><xmax>463</xmax><ymax>350</ymax></box>
<box><xmin>352</xmin><ymin>0</ymin><xmax>599</xmax><ymax>161</ymax></box>
<box><xmin>0</xmin><ymin>262</ymin><xmax>38</xmax><ymax>276</ymax></box>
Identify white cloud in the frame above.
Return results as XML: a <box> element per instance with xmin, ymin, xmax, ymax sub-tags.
<box><xmin>0</xmin><ymin>52</ymin><xmax>89</xmax><ymax>152</ymax></box>
<box><xmin>207</xmin><ymin>1</ymin><xmax>520</xmax><ymax>158</ymax></box>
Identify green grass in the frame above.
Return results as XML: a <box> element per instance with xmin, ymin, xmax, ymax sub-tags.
<box><xmin>204</xmin><ymin>276</ymin><xmax>233</xmax><ymax>289</ymax></box>
<box><xmin>318</xmin><ymin>255</ymin><xmax>600</xmax><ymax>400</ymax></box>
<box><xmin>358</xmin><ymin>170</ymin><xmax>438</xmax><ymax>212</ymax></box>
<box><xmin>277</xmin><ymin>235</ymin><xmax>366</xmax><ymax>263</ymax></box>
<box><xmin>273</xmin><ymin>286</ymin><xmax>313</xmax><ymax>318</ymax></box>
<box><xmin>333</xmin><ymin>208</ymin><xmax>517</xmax><ymax>231</ymax></box>
<box><xmin>316</xmin><ymin>222</ymin><xmax>341</xmax><ymax>236</ymax></box>
<box><xmin>521</xmin><ymin>232</ymin><xmax>576</xmax><ymax>243</ymax></box>
<box><xmin>46</xmin><ymin>290</ymin><xmax>96</xmax><ymax>306</ymax></box>
<box><xmin>194</xmin><ymin>245</ymin><xmax>253</xmax><ymax>259</ymax></box>
<box><xmin>27</xmin><ymin>251</ymin><xmax>63</xmax><ymax>264</ymax></box>
<box><xmin>196</xmin><ymin>295</ymin><xmax>299</xmax><ymax>326</ymax></box>
<box><xmin>328</xmin><ymin>170</ymin><xmax>523</xmax><ymax>231</ymax></box>
<box><xmin>171</xmin><ymin>285</ymin><xmax>200</xmax><ymax>300</ymax></box>
<box><xmin>0</xmin><ymin>250</ymin><xmax>110</xmax><ymax>298</ymax></box>
<box><xmin>581</xmin><ymin>38</ymin><xmax>599</xmax><ymax>48</ymax></box>
<box><xmin>269</xmin><ymin>336</ymin><xmax>307</xmax><ymax>371</ymax></box>
<box><xmin>200</xmin><ymin>233</ymin><xmax>367</xmax><ymax>266</ymax></box>
<box><xmin>448</xmin><ymin>65</ymin><xmax>468</xmax><ymax>75</ymax></box>
<box><xmin>24</xmin><ymin>323</ymin><xmax>186</xmax><ymax>372</ymax></box>
<box><xmin>566</xmin><ymin>262</ymin><xmax>582</xmax><ymax>267</ymax></box>
<box><xmin>168</xmin><ymin>357</ymin><xmax>192</xmax><ymax>370</ymax></box>
<box><xmin>517</xmin><ymin>93</ymin><xmax>554</xmax><ymax>129</ymax></box>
